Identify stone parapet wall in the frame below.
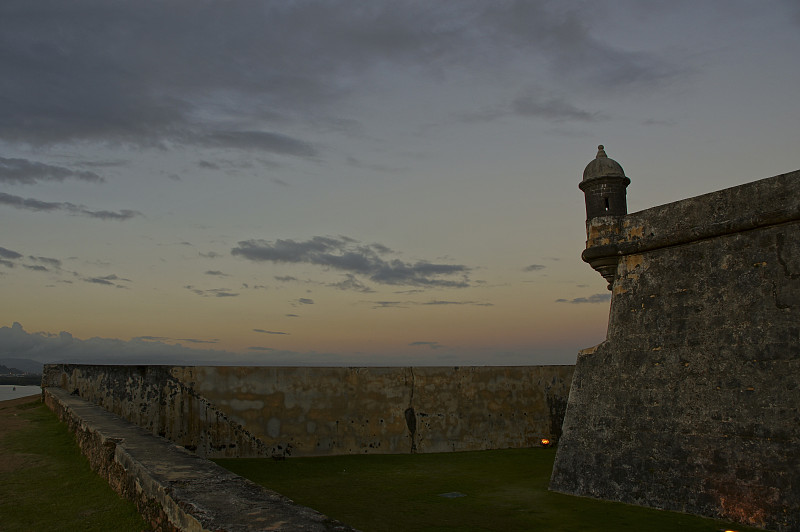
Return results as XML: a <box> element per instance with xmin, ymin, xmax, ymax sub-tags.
<box><xmin>43</xmin><ymin>364</ymin><xmax>573</xmax><ymax>458</ymax></box>
<box><xmin>552</xmin><ymin>169</ymin><xmax>800</xmax><ymax>532</ymax></box>
<box><xmin>44</xmin><ymin>386</ymin><xmax>357</xmax><ymax>531</ymax></box>
<box><xmin>42</xmin><ymin>364</ymin><xmax>270</xmax><ymax>458</ymax></box>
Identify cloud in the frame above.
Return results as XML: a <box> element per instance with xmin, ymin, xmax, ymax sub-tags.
<box><xmin>298</xmin><ymin>298</ymin><xmax>315</xmax><ymax>305</ymax></box>
<box><xmin>184</xmin><ymin>285</ymin><xmax>239</xmax><ymax>298</ymax></box>
<box><xmin>371</xmin><ymin>301</ymin><xmax>407</xmax><ymax>309</ymax></box>
<box><xmin>0</xmin><ymin>192</ymin><xmax>141</xmax><ymax>220</ymax></box>
<box><xmin>523</xmin><ymin>264</ymin><xmax>545</xmax><ymax>272</ymax></box>
<box><xmin>0</xmin><ymin>321</ymin><xmax>577</xmax><ymax>367</ymax></box>
<box><xmin>511</xmin><ymin>91</ymin><xmax>600</xmax><ymax>122</ymax></box>
<box><xmin>204</xmin><ymin>270</ymin><xmax>228</xmax><ymax>277</ymax></box>
<box><xmin>459</xmin><ymin>85</ymin><xmax>604</xmax><ymax>125</ymax></box>
<box><xmin>196</xmin><ymin>131</ymin><xmax>318</xmax><ymax>158</ymax></box>
<box><xmin>556</xmin><ymin>293</ymin><xmax>611</xmax><ymax>304</ymax></box>
<box><xmin>176</xmin><ymin>338</ymin><xmax>219</xmax><ymax>344</ymax></box>
<box><xmin>367</xmin><ymin>299</ymin><xmax>491</xmax><ymax>309</ymax></box>
<box><xmin>0</xmin><ymin>247</ymin><xmax>23</xmax><ymax>260</ymax></box>
<box><xmin>0</xmin><ymin>322</ymin><xmax>247</xmax><ymax>365</ymax></box>
<box><xmin>0</xmin><ymin>1</ymin><xmax>682</xmax><ymax>152</ymax></box>
<box><xmin>83</xmin><ymin>274</ymin><xmax>131</xmax><ymax>288</ymax></box>
<box><xmin>421</xmin><ymin>300</ymin><xmax>493</xmax><ymax>307</ymax></box>
<box><xmin>232</xmin><ymin>235</ymin><xmax>470</xmax><ymax>289</ymax></box>
<box><xmin>253</xmin><ymin>329</ymin><xmax>289</xmax><ymax>335</ymax></box>
<box><xmin>29</xmin><ymin>256</ymin><xmax>62</xmax><ymax>270</ymax></box>
<box><xmin>0</xmin><ymin>156</ymin><xmax>104</xmax><ymax>184</ymax></box>
<box><xmin>328</xmin><ymin>273</ymin><xmax>374</xmax><ymax>293</ymax></box>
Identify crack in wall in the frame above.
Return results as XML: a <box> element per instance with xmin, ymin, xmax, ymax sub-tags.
<box><xmin>405</xmin><ymin>367</ymin><xmax>417</xmax><ymax>453</ymax></box>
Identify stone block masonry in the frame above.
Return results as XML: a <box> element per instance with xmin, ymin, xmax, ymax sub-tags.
<box><xmin>42</xmin><ymin>364</ymin><xmax>573</xmax><ymax>458</ymax></box>
<box><xmin>551</xmin><ymin>149</ymin><xmax>800</xmax><ymax>532</ymax></box>
<box><xmin>43</xmin><ymin>386</ymin><xmax>357</xmax><ymax>532</ymax></box>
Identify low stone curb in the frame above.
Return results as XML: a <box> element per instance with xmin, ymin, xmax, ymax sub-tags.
<box><xmin>44</xmin><ymin>387</ymin><xmax>359</xmax><ymax>532</ymax></box>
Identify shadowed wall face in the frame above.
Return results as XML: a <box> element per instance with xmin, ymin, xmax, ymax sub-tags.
<box><xmin>43</xmin><ymin>364</ymin><xmax>573</xmax><ymax>458</ymax></box>
<box><xmin>552</xmin><ymin>170</ymin><xmax>800</xmax><ymax>532</ymax></box>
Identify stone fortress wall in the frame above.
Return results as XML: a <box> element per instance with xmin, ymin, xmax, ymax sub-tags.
<box><xmin>550</xmin><ymin>147</ymin><xmax>800</xmax><ymax>532</ymax></box>
<box><xmin>42</xmin><ymin>364</ymin><xmax>573</xmax><ymax>458</ymax></box>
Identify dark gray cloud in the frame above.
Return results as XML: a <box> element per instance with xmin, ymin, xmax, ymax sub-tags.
<box><xmin>367</xmin><ymin>299</ymin><xmax>491</xmax><ymax>309</ymax></box>
<box><xmin>83</xmin><ymin>274</ymin><xmax>131</xmax><ymax>288</ymax></box>
<box><xmin>196</xmin><ymin>131</ymin><xmax>318</xmax><ymax>158</ymax></box>
<box><xmin>0</xmin><ymin>1</ymin><xmax>680</xmax><ymax>151</ymax></box>
<box><xmin>0</xmin><ymin>322</ymin><xmax>246</xmax><ymax>365</ymax></box>
<box><xmin>511</xmin><ymin>92</ymin><xmax>600</xmax><ymax>122</ymax></box>
<box><xmin>0</xmin><ymin>192</ymin><xmax>141</xmax><ymax>220</ymax></box>
<box><xmin>0</xmin><ymin>247</ymin><xmax>23</xmax><ymax>260</ymax></box>
<box><xmin>298</xmin><ymin>298</ymin><xmax>315</xmax><ymax>305</ymax></box>
<box><xmin>0</xmin><ymin>156</ymin><xmax>104</xmax><ymax>184</ymax></box>
<box><xmin>523</xmin><ymin>264</ymin><xmax>545</xmax><ymax>272</ymax></box>
<box><xmin>329</xmin><ymin>274</ymin><xmax>374</xmax><ymax>293</ymax></box>
<box><xmin>461</xmin><ymin>88</ymin><xmax>602</xmax><ymax>124</ymax></box>
<box><xmin>29</xmin><ymin>256</ymin><xmax>62</xmax><ymax>269</ymax></box>
<box><xmin>253</xmin><ymin>329</ymin><xmax>289</xmax><ymax>335</ymax></box>
<box><xmin>232</xmin><ymin>235</ymin><xmax>470</xmax><ymax>289</ymax></box>
<box><xmin>421</xmin><ymin>300</ymin><xmax>493</xmax><ymax>307</ymax></box>
<box><xmin>184</xmin><ymin>285</ymin><xmax>239</xmax><ymax>298</ymax></box>
<box><xmin>556</xmin><ymin>293</ymin><xmax>611</xmax><ymax>304</ymax></box>
<box><xmin>204</xmin><ymin>270</ymin><xmax>228</xmax><ymax>277</ymax></box>
<box><xmin>176</xmin><ymin>338</ymin><xmax>219</xmax><ymax>344</ymax></box>
<box><xmin>371</xmin><ymin>301</ymin><xmax>406</xmax><ymax>309</ymax></box>
<box><xmin>0</xmin><ymin>321</ymin><xmax>572</xmax><ymax>366</ymax></box>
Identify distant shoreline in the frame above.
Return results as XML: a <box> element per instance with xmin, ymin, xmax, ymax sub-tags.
<box><xmin>0</xmin><ymin>375</ymin><xmax>41</xmax><ymax>386</ymax></box>
<box><xmin>0</xmin><ymin>385</ymin><xmax>42</xmax><ymax>402</ymax></box>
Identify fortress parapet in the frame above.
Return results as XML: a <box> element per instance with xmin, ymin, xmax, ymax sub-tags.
<box><xmin>554</xmin><ymin>147</ymin><xmax>800</xmax><ymax>532</ymax></box>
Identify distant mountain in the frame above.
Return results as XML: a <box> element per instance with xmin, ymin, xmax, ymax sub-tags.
<box><xmin>0</xmin><ymin>358</ymin><xmax>43</xmax><ymax>375</ymax></box>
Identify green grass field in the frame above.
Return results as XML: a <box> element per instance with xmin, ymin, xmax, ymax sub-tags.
<box><xmin>216</xmin><ymin>450</ymin><xmax>761</xmax><ymax>532</ymax></box>
<box><xmin>0</xmin><ymin>398</ymin><xmax>148</xmax><ymax>532</ymax></box>
<box><xmin>0</xmin><ymin>397</ymin><xmax>762</xmax><ymax>532</ymax></box>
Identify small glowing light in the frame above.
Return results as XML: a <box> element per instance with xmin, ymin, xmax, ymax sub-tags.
<box><xmin>540</xmin><ymin>438</ymin><xmax>551</xmax><ymax>447</ymax></box>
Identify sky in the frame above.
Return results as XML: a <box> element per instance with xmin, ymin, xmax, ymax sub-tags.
<box><xmin>1</xmin><ymin>0</ymin><xmax>798</xmax><ymax>367</ymax></box>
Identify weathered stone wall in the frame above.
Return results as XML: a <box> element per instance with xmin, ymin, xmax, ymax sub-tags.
<box><xmin>43</xmin><ymin>364</ymin><xmax>573</xmax><ymax>458</ymax></box>
<box><xmin>551</xmin><ymin>170</ymin><xmax>800</xmax><ymax>532</ymax></box>
<box><xmin>44</xmin><ymin>386</ymin><xmax>357</xmax><ymax>531</ymax></box>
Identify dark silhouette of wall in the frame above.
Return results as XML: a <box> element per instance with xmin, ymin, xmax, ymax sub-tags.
<box><xmin>552</xmin><ymin>154</ymin><xmax>800</xmax><ymax>532</ymax></box>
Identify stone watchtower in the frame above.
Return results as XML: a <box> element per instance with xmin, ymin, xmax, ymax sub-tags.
<box><xmin>578</xmin><ymin>145</ymin><xmax>630</xmax><ymax>289</ymax></box>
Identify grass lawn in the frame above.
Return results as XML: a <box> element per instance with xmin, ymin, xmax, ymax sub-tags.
<box><xmin>215</xmin><ymin>450</ymin><xmax>762</xmax><ymax>532</ymax></box>
<box><xmin>0</xmin><ymin>397</ymin><xmax>148</xmax><ymax>532</ymax></box>
<box><xmin>0</xmin><ymin>395</ymin><xmax>765</xmax><ymax>532</ymax></box>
